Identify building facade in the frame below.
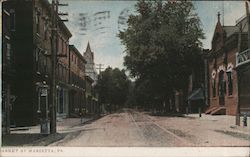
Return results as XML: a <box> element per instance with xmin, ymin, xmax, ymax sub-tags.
<box><xmin>69</xmin><ymin>45</ymin><xmax>86</xmax><ymax>117</ymax></box>
<box><xmin>2</xmin><ymin>0</ymin><xmax>72</xmax><ymax>126</ymax></box>
<box><xmin>2</xmin><ymin>3</ymin><xmax>15</xmax><ymax>133</ymax></box>
<box><xmin>56</xmin><ymin>17</ymin><xmax>72</xmax><ymax>119</ymax></box>
<box><xmin>205</xmin><ymin>13</ymin><xmax>248</xmax><ymax>115</ymax></box>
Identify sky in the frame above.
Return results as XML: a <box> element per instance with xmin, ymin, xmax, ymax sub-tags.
<box><xmin>57</xmin><ymin>1</ymin><xmax>246</xmax><ymax>70</ymax></box>
<box><xmin>0</xmin><ymin>1</ymin><xmax>246</xmax><ymax>70</ymax></box>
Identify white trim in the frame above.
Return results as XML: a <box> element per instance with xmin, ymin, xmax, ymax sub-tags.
<box><xmin>226</xmin><ymin>63</ymin><xmax>234</xmax><ymax>72</ymax></box>
<box><xmin>211</xmin><ymin>70</ymin><xmax>216</xmax><ymax>79</ymax></box>
<box><xmin>4</xmin><ymin>35</ymin><xmax>10</xmax><ymax>40</ymax></box>
<box><xmin>217</xmin><ymin>65</ymin><xmax>226</xmax><ymax>73</ymax></box>
<box><xmin>3</xmin><ymin>9</ymin><xmax>10</xmax><ymax>16</ymax></box>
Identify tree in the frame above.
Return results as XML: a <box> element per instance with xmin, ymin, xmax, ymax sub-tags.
<box><xmin>96</xmin><ymin>67</ymin><xmax>131</xmax><ymax>111</ymax></box>
<box><xmin>119</xmin><ymin>0</ymin><xmax>204</xmax><ymax>111</ymax></box>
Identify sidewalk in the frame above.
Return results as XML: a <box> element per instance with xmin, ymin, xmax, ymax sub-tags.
<box><xmin>184</xmin><ymin>113</ymin><xmax>250</xmax><ymax>135</ymax></box>
<box><xmin>10</xmin><ymin>117</ymin><xmax>93</xmax><ymax>134</ymax></box>
<box><xmin>3</xmin><ymin>116</ymin><xmax>97</xmax><ymax>146</ymax></box>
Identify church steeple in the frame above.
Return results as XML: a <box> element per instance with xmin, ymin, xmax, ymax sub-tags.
<box><xmin>86</xmin><ymin>41</ymin><xmax>92</xmax><ymax>53</ymax></box>
<box><xmin>217</xmin><ymin>12</ymin><xmax>221</xmax><ymax>23</ymax></box>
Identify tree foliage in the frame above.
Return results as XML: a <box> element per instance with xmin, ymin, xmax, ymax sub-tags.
<box><xmin>119</xmin><ymin>0</ymin><xmax>204</xmax><ymax>106</ymax></box>
<box><xmin>96</xmin><ymin>67</ymin><xmax>131</xmax><ymax>108</ymax></box>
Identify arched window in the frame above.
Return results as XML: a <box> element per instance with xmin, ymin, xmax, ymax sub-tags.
<box><xmin>218</xmin><ymin>70</ymin><xmax>226</xmax><ymax>97</ymax></box>
<box><xmin>227</xmin><ymin>72</ymin><xmax>233</xmax><ymax>96</ymax></box>
<box><xmin>212</xmin><ymin>79</ymin><xmax>216</xmax><ymax>97</ymax></box>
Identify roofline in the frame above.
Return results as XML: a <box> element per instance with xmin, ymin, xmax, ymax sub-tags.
<box><xmin>41</xmin><ymin>0</ymin><xmax>72</xmax><ymax>38</ymax></box>
<box><xmin>69</xmin><ymin>45</ymin><xmax>87</xmax><ymax>63</ymax></box>
<box><xmin>85</xmin><ymin>75</ymin><xmax>94</xmax><ymax>83</ymax></box>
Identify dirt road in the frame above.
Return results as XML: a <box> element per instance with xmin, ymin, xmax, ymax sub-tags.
<box><xmin>49</xmin><ymin>109</ymin><xmax>250</xmax><ymax>147</ymax></box>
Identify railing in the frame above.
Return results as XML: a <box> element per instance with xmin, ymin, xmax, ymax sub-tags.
<box><xmin>236</xmin><ymin>48</ymin><xmax>250</xmax><ymax>67</ymax></box>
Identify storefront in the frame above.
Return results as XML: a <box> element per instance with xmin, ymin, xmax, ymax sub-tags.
<box><xmin>56</xmin><ymin>85</ymin><xmax>69</xmax><ymax>118</ymax></box>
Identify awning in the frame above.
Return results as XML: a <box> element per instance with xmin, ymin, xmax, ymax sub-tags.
<box><xmin>187</xmin><ymin>88</ymin><xmax>204</xmax><ymax>101</ymax></box>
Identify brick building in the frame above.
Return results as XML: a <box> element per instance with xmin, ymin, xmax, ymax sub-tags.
<box><xmin>2</xmin><ymin>4</ymin><xmax>15</xmax><ymax>133</ymax></box>
<box><xmin>69</xmin><ymin>45</ymin><xmax>86</xmax><ymax>117</ymax></box>
<box><xmin>56</xmin><ymin>16</ymin><xmax>72</xmax><ymax>119</ymax></box>
<box><xmin>205</xmin><ymin>13</ymin><xmax>248</xmax><ymax>115</ymax></box>
<box><xmin>2</xmin><ymin>0</ymin><xmax>72</xmax><ymax>126</ymax></box>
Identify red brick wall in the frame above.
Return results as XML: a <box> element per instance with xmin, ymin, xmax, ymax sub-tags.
<box><xmin>208</xmin><ymin>48</ymin><xmax>238</xmax><ymax>115</ymax></box>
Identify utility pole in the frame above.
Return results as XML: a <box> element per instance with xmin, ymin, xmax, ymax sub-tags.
<box><xmin>96</xmin><ymin>64</ymin><xmax>104</xmax><ymax>75</ymax></box>
<box><xmin>236</xmin><ymin>22</ymin><xmax>242</xmax><ymax>126</ymax></box>
<box><xmin>50</xmin><ymin>0</ymin><xmax>57</xmax><ymax>134</ymax></box>
<box><xmin>50</xmin><ymin>0</ymin><xmax>68</xmax><ymax>134</ymax></box>
<box><xmin>247</xmin><ymin>1</ymin><xmax>250</xmax><ymax>48</ymax></box>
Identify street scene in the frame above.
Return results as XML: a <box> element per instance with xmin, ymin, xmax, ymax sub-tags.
<box><xmin>1</xmin><ymin>0</ymin><xmax>250</xmax><ymax>155</ymax></box>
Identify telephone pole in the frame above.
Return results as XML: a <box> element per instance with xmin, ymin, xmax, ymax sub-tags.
<box><xmin>96</xmin><ymin>64</ymin><xmax>104</xmax><ymax>74</ymax></box>
<box><xmin>50</xmin><ymin>0</ymin><xmax>68</xmax><ymax>134</ymax></box>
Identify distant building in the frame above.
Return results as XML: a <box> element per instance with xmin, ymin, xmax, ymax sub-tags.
<box><xmin>83</xmin><ymin>42</ymin><xmax>100</xmax><ymax>116</ymax></box>
<box><xmin>83</xmin><ymin>42</ymin><xmax>98</xmax><ymax>84</ymax></box>
<box><xmin>69</xmin><ymin>45</ymin><xmax>86</xmax><ymax>117</ymax></box>
<box><xmin>205</xmin><ymin>13</ymin><xmax>248</xmax><ymax>115</ymax></box>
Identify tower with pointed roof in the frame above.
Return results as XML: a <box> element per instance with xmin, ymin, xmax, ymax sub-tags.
<box><xmin>84</xmin><ymin>42</ymin><xmax>98</xmax><ymax>83</ymax></box>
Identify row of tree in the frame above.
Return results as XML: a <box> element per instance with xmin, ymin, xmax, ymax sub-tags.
<box><xmin>96</xmin><ymin>1</ymin><xmax>205</xmax><ymax>112</ymax></box>
<box><xmin>117</xmin><ymin>0</ymin><xmax>205</xmax><ymax>112</ymax></box>
<box><xmin>95</xmin><ymin>67</ymin><xmax>131</xmax><ymax>112</ymax></box>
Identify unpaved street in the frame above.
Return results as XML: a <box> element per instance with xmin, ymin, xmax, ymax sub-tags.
<box><xmin>50</xmin><ymin>109</ymin><xmax>250</xmax><ymax>147</ymax></box>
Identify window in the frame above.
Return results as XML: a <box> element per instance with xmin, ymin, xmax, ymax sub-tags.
<box><xmin>227</xmin><ymin>72</ymin><xmax>233</xmax><ymax>96</ymax></box>
<box><xmin>10</xmin><ymin>9</ymin><xmax>15</xmax><ymax>31</ymax></box>
<box><xmin>6</xmin><ymin>43</ymin><xmax>11</xmax><ymax>60</ymax></box>
<box><xmin>43</xmin><ymin>56</ymin><xmax>47</xmax><ymax>73</ymax></box>
<box><xmin>61</xmin><ymin>38</ymin><xmax>64</xmax><ymax>53</ymax></box>
<box><xmin>218</xmin><ymin>71</ymin><xmax>226</xmax><ymax>97</ymax></box>
<box><xmin>35</xmin><ymin>11</ymin><xmax>40</xmax><ymax>34</ymax></box>
<box><xmin>212</xmin><ymin>79</ymin><xmax>216</xmax><ymax>97</ymax></box>
<box><xmin>44</xmin><ymin>17</ymin><xmax>49</xmax><ymax>39</ymax></box>
<box><xmin>35</xmin><ymin>48</ymin><xmax>41</xmax><ymax>73</ymax></box>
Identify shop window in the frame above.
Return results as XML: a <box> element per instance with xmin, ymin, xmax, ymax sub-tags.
<box><xmin>227</xmin><ymin>72</ymin><xmax>233</xmax><ymax>96</ymax></box>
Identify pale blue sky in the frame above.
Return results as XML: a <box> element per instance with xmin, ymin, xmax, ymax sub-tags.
<box><xmin>59</xmin><ymin>1</ymin><xmax>245</xmax><ymax>70</ymax></box>
<box><xmin>0</xmin><ymin>1</ymin><xmax>246</xmax><ymax>69</ymax></box>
